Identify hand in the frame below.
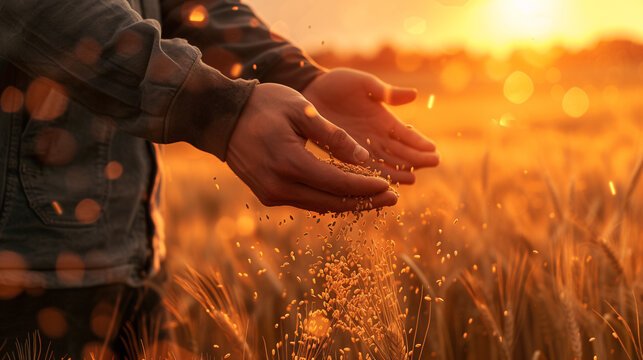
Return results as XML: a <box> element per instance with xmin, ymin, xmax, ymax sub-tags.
<box><xmin>224</xmin><ymin>83</ymin><xmax>398</xmax><ymax>212</ymax></box>
<box><xmin>303</xmin><ymin>68</ymin><xmax>439</xmax><ymax>184</ymax></box>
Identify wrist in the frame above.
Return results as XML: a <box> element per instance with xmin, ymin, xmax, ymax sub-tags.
<box><xmin>165</xmin><ymin>60</ymin><xmax>257</xmax><ymax>160</ymax></box>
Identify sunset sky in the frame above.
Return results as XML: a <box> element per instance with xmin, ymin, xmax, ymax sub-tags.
<box><xmin>250</xmin><ymin>0</ymin><xmax>643</xmax><ymax>57</ymax></box>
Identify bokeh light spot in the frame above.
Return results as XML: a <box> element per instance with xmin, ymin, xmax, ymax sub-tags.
<box><xmin>562</xmin><ymin>87</ymin><xmax>589</xmax><ymax>118</ymax></box>
<box><xmin>74</xmin><ymin>37</ymin><xmax>102</xmax><ymax>65</ymax></box>
<box><xmin>56</xmin><ymin>252</ymin><xmax>85</xmax><ymax>285</ymax></box>
<box><xmin>0</xmin><ymin>251</ymin><xmax>27</xmax><ymax>300</ymax></box>
<box><xmin>0</xmin><ymin>284</ymin><xmax>23</xmax><ymax>300</ymax></box>
<box><xmin>104</xmin><ymin>161</ymin><xmax>123</xmax><ymax>180</ymax></box>
<box><xmin>90</xmin><ymin>302</ymin><xmax>116</xmax><ymax>338</ymax></box>
<box><xmin>230</xmin><ymin>63</ymin><xmax>243</xmax><ymax>78</ymax></box>
<box><xmin>37</xmin><ymin>307</ymin><xmax>68</xmax><ymax>338</ymax></box>
<box><xmin>236</xmin><ymin>215</ymin><xmax>256</xmax><ymax>237</ymax></box>
<box><xmin>115</xmin><ymin>30</ymin><xmax>142</xmax><ymax>58</ymax></box>
<box><xmin>188</xmin><ymin>5</ymin><xmax>208</xmax><ymax>26</ymax></box>
<box><xmin>0</xmin><ymin>251</ymin><xmax>28</xmax><ymax>270</ymax></box>
<box><xmin>75</xmin><ymin>198</ymin><xmax>101</xmax><ymax>224</ymax></box>
<box><xmin>26</xmin><ymin>77</ymin><xmax>69</xmax><ymax>121</ymax></box>
<box><xmin>440</xmin><ymin>61</ymin><xmax>471</xmax><ymax>93</ymax></box>
<box><xmin>1</xmin><ymin>86</ymin><xmax>24</xmax><ymax>113</ymax></box>
<box><xmin>503</xmin><ymin>71</ymin><xmax>534</xmax><ymax>104</ymax></box>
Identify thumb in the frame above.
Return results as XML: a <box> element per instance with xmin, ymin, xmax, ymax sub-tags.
<box><xmin>297</xmin><ymin>105</ymin><xmax>370</xmax><ymax>164</ymax></box>
<box><xmin>367</xmin><ymin>77</ymin><xmax>417</xmax><ymax>106</ymax></box>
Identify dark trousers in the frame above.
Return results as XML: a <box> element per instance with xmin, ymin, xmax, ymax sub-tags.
<box><xmin>0</xmin><ymin>271</ymin><xmax>170</xmax><ymax>359</ymax></box>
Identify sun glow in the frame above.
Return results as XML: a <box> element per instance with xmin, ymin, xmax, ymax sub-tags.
<box><xmin>484</xmin><ymin>0</ymin><xmax>557</xmax><ymax>46</ymax></box>
<box><xmin>250</xmin><ymin>0</ymin><xmax>643</xmax><ymax>57</ymax></box>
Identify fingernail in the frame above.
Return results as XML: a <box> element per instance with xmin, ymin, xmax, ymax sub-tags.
<box><xmin>353</xmin><ymin>145</ymin><xmax>370</xmax><ymax>162</ymax></box>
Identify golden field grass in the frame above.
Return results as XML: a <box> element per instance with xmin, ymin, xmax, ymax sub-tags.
<box><xmin>6</xmin><ymin>45</ymin><xmax>639</xmax><ymax>359</ymax></box>
<box><xmin>151</xmin><ymin>48</ymin><xmax>643</xmax><ymax>360</ymax></box>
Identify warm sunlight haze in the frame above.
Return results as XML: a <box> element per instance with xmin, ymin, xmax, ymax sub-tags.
<box><xmin>251</xmin><ymin>0</ymin><xmax>643</xmax><ymax>56</ymax></box>
<box><xmin>0</xmin><ymin>0</ymin><xmax>641</xmax><ymax>358</ymax></box>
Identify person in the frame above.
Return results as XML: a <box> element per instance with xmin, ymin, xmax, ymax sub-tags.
<box><xmin>0</xmin><ymin>0</ymin><xmax>439</xmax><ymax>357</ymax></box>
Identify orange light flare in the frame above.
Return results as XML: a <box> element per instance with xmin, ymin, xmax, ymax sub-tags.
<box><xmin>609</xmin><ymin>181</ymin><xmax>616</xmax><ymax>196</ymax></box>
<box><xmin>229</xmin><ymin>63</ymin><xmax>243</xmax><ymax>78</ymax></box>
<box><xmin>427</xmin><ymin>94</ymin><xmax>435</xmax><ymax>109</ymax></box>
<box><xmin>188</xmin><ymin>5</ymin><xmax>209</xmax><ymax>27</ymax></box>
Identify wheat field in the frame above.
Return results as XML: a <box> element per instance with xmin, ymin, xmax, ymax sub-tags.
<box><xmin>3</xmin><ymin>44</ymin><xmax>642</xmax><ymax>359</ymax></box>
<box><xmin>148</xmin><ymin>45</ymin><xmax>643</xmax><ymax>360</ymax></box>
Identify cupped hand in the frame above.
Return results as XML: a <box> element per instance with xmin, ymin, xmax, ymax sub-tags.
<box><xmin>224</xmin><ymin>83</ymin><xmax>398</xmax><ymax>213</ymax></box>
<box><xmin>302</xmin><ymin>68</ymin><xmax>439</xmax><ymax>184</ymax></box>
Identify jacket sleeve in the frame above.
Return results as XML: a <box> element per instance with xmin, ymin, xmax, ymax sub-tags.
<box><xmin>0</xmin><ymin>0</ymin><xmax>257</xmax><ymax>160</ymax></box>
<box><xmin>160</xmin><ymin>0</ymin><xmax>324</xmax><ymax>92</ymax></box>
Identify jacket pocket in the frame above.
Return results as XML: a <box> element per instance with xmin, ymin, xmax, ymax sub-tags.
<box><xmin>19</xmin><ymin>97</ymin><xmax>114</xmax><ymax>226</ymax></box>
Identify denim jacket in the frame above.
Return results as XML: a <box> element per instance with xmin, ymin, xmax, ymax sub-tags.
<box><xmin>0</xmin><ymin>0</ymin><xmax>321</xmax><ymax>288</ymax></box>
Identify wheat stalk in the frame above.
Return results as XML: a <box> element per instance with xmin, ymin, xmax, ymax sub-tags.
<box><xmin>7</xmin><ymin>332</ymin><xmax>54</xmax><ymax>360</ymax></box>
<box><xmin>560</xmin><ymin>291</ymin><xmax>582</xmax><ymax>360</ymax></box>
<box><xmin>174</xmin><ymin>267</ymin><xmax>255</xmax><ymax>360</ymax></box>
